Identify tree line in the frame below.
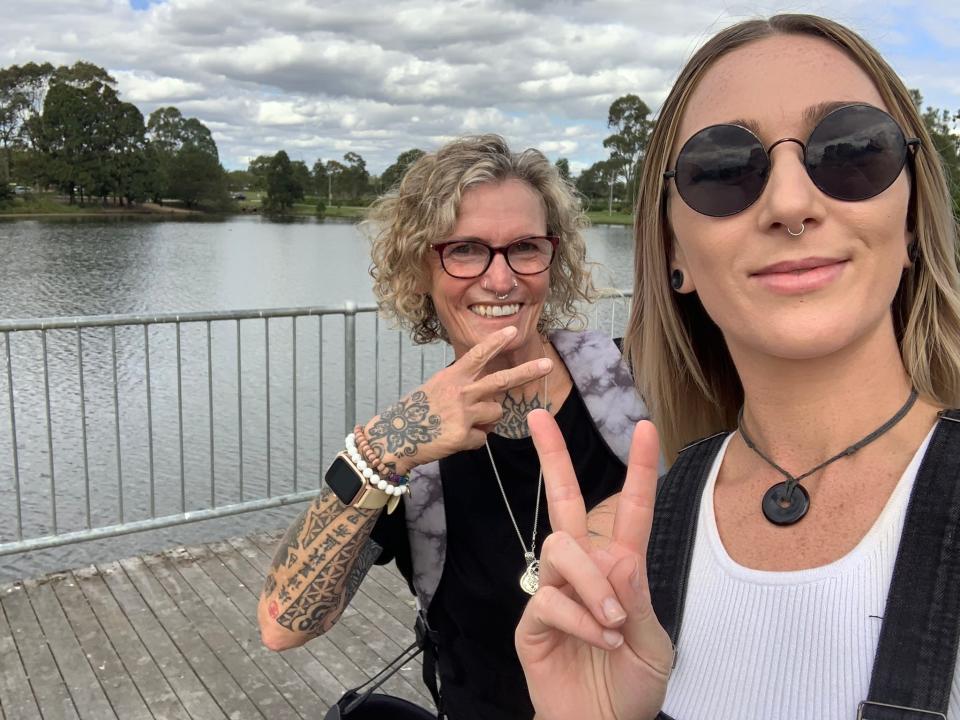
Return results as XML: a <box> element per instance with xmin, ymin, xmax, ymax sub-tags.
<box><xmin>0</xmin><ymin>61</ymin><xmax>228</xmax><ymax>208</ymax></box>
<box><xmin>2</xmin><ymin>59</ymin><xmax>957</xmax><ymax>215</ymax></box>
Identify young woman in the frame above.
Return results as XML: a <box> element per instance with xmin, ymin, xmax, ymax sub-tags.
<box><xmin>515</xmin><ymin>14</ymin><xmax>960</xmax><ymax>720</ymax></box>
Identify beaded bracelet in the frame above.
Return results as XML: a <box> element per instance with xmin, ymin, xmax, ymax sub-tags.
<box><xmin>345</xmin><ymin>431</ymin><xmax>409</xmax><ymax>497</ymax></box>
<box><xmin>353</xmin><ymin>425</ymin><xmax>410</xmax><ymax>489</ymax></box>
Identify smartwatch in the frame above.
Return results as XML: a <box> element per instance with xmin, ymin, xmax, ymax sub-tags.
<box><xmin>324</xmin><ymin>452</ymin><xmax>389</xmax><ymax>510</ymax></box>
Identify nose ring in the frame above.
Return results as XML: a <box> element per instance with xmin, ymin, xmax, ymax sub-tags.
<box><xmin>787</xmin><ymin>223</ymin><xmax>805</xmax><ymax>237</ymax></box>
<box><xmin>489</xmin><ymin>278</ymin><xmax>518</xmax><ymax>301</ymax></box>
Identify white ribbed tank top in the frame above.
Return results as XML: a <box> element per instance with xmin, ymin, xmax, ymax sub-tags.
<box><xmin>660</xmin><ymin>427</ymin><xmax>959</xmax><ymax>720</ymax></box>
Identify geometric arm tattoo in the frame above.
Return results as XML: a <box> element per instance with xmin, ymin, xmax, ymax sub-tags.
<box><xmin>262</xmin><ymin>486</ymin><xmax>383</xmax><ymax>637</ymax></box>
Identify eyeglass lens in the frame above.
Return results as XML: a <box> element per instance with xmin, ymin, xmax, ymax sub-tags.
<box><xmin>672</xmin><ymin>104</ymin><xmax>910</xmax><ymax>217</ymax></box>
<box><xmin>440</xmin><ymin>238</ymin><xmax>554</xmax><ymax>278</ymax></box>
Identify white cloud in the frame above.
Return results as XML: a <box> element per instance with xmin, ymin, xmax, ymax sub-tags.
<box><xmin>0</xmin><ymin>0</ymin><xmax>955</xmax><ymax>173</ymax></box>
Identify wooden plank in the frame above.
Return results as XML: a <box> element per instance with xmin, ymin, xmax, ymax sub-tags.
<box><xmin>22</xmin><ymin>576</ymin><xmax>117</xmax><ymax>719</ymax></box>
<box><xmin>118</xmin><ymin>555</ymin><xmax>263</xmax><ymax>718</ymax></box>
<box><xmin>0</xmin><ymin>589</ymin><xmax>42</xmax><ymax>720</ymax></box>
<box><xmin>200</xmin><ymin>540</ymin><xmax>352</xmax><ymax>703</ymax></box>
<box><xmin>71</xmin><ymin>566</ymin><xmax>191</xmax><ymax>720</ymax></box>
<box><xmin>91</xmin><ymin>562</ymin><xmax>226</xmax><ymax>719</ymax></box>
<box><xmin>1</xmin><ymin>580</ymin><xmax>80</xmax><ymax>720</ymax></box>
<box><xmin>49</xmin><ymin>573</ymin><xmax>151</xmax><ymax>718</ymax></box>
<box><xmin>165</xmin><ymin>544</ymin><xmax>334</xmax><ymax>715</ymax></box>
<box><xmin>139</xmin><ymin>551</ymin><xmax>296</xmax><ymax>718</ymax></box>
<box><xmin>241</xmin><ymin>533</ymin><xmax>434</xmax><ymax>707</ymax></box>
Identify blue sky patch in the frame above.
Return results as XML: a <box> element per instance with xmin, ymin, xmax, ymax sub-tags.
<box><xmin>129</xmin><ymin>0</ymin><xmax>164</xmax><ymax>10</ymax></box>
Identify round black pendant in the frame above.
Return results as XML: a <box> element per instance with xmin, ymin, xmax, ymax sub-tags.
<box><xmin>761</xmin><ymin>482</ymin><xmax>810</xmax><ymax>525</ymax></box>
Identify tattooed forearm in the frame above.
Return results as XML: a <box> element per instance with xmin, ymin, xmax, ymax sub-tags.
<box><xmin>262</xmin><ymin>486</ymin><xmax>382</xmax><ymax>638</ymax></box>
<box><xmin>368</xmin><ymin>390</ymin><xmax>441</xmax><ymax>458</ymax></box>
<box><xmin>495</xmin><ymin>390</ymin><xmax>551</xmax><ymax>438</ymax></box>
<box><xmin>277</xmin><ymin>518</ymin><xmax>381</xmax><ymax>634</ymax></box>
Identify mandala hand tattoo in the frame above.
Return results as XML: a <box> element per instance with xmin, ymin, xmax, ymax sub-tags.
<box><xmin>368</xmin><ymin>390</ymin><xmax>441</xmax><ymax>457</ymax></box>
<box><xmin>495</xmin><ymin>391</ymin><xmax>551</xmax><ymax>439</ymax></box>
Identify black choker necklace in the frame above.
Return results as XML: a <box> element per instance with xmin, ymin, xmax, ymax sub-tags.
<box><xmin>739</xmin><ymin>389</ymin><xmax>919</xmax><ymax>526</ymax></box>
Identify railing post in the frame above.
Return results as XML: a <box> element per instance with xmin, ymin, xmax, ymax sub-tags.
<box><xmin>343</xmin><ymin>301</ymin><xmax>357</xmax><ymax>435</ymax></box>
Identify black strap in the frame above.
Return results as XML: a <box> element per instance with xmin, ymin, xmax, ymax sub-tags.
<box><xmin>861</xmin><ymin>409</ymin><xmax>960</xmax><ymax>720</ymax></box>
<box><xmin>416</xmin><ymin>610</ymin><xmax>446</xmax><ymax>719</ymax></box>
<box><xmin>327</xmin><ymin>639</ymin><xmax>424</xmax><ymax>717</ymax></box>
<box><xmin>647</xmin><ymin>432</ymin><xmax>728</xmax><ymax>644</ymax></box>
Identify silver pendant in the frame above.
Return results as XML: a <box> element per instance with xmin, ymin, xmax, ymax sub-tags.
<box><xmin>520</xmin><ymin>553</ymin><xmax>540</xmax><ymax>595</ymax></box>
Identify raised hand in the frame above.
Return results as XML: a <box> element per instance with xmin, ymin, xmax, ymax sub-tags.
<box><xmin>365</xmin><ymin>326</ymin><xmax>552</xmax><ymax>474</ymax></box>
<box><xmin>515</xmin><ymin>410</ymin><xmax>673</xmax><ymax>720</ymax></box>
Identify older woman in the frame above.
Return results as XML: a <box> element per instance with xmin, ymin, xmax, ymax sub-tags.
<box><xmin>258</xmin><ymin>135</ymin><xmax>649</xmax><ymax>720</ymax></box>
<box><xmin>516</xmin><ymin>14</ymin><xmax>960</xmax><ymax>720</ymax></box>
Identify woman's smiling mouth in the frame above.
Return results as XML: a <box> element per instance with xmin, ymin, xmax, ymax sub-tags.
<box><xmin>469</xmin><ymin>303</ymin><xmax>522</xmax><ymax>318</ymax></box>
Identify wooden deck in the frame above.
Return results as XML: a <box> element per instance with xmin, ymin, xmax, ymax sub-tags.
<box><xmin>0</xmin><ymin>529</ymin><xmax>434</xmax><ymax>719</ymax></box>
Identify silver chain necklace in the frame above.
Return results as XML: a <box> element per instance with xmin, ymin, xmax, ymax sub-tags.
<box><xmin>485</xmin><ymin>372</ymin><xmax>547</xmax><ymax>596</ymax></box>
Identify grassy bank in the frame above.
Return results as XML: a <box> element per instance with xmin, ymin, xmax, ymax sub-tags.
<box><xmin>0</xmin><ymin>193</ymin><xmax>203</xmax><ymax>218</ymax></box>
<box><xmin>586</xmin><ymin>210</ymin><xmax>633</xmax><ymax>226</ymax></box>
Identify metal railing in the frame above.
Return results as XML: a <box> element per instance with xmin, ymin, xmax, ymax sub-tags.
<box><xmin>0</xmin><ymin>291</ymin><xmax>632</xmax><ymax>557</ymax></box>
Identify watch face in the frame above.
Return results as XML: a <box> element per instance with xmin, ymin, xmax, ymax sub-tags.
<box><xmin>325</xmin><ymin>453</ymin><xmax>364</xmax><ymax>505</ymax></box>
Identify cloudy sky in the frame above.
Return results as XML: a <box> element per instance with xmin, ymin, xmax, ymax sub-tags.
<box><xmin>2</xmin><ymin>0</ymin><xmax>957</xmax><ymax>174</ymax></box>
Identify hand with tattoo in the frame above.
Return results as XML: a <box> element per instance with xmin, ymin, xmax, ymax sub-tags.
<box><xmin>364</xmin><ymin>325</ymin><xmax>553</xmax><ymax>473</ymax></box>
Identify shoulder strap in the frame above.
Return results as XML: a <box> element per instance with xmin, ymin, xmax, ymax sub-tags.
<box><xmin>647</xmin><ymin>432</ymin><xmax>728</xmax><ymax>645</ymax></box>
<box><xmin>862</xmin><ymin>409</ymin><xmax>960</xmax><ymax>720</ymax></box>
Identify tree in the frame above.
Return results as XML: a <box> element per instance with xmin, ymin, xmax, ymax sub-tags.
<box><xmin>381</xmin><ymin>148</ymin><xmax>425</xmax><ymax>190</ymax></box>
<box><xmin>0</xmin><ymin>68</ymin><xmax>29</xmax><ymax>182</ymax></box>
<box><xmin>225</xmin><ymin>169</ymin><xmax>253</xmax><ymax>190</ymax></box>
<box><xmin>603</xmin><ymin>94</ymin><xmax>652</xmax><ymax>207</ymax></box>
<box><xmin>575</xmin><ymin>159</ymin><xmax>622</xmax><ymax>211</ymax></box>
<box><xmin>555</xmin><ymin>157</ymin><xmax>571</xmax><ymax>182</ymax></box>
<box><xmin>290</xmin><ymin>160</ymin><xmax>312</xmax><ymax>198</ymax></box>
<box><xmin>911</xmin><ymin>89</ymin><xmax>960</xmax><ymax>216</ymax></box>
<box><xmin>311</xmin><ymin>159</ymin><xmax>328</xmax><ymax>197</ymax></box>
<box><xmin>168</xmin><ymin>145</ymin><xmax>227</xmax><ymax>209</ymax></box>
<box><xmin>341</xmin><ymin>151</ymin><xmax>369</xmax><ymax>201</ymax></box>
<box><xmin>325</xmin><ymin>159</ymin><xmax>346</xmax><ymax>204</ymax></box>
<box><xmin>248</xmin><ymin>154</ymin><xmax>273</xmax><ymax>191</ymax></box>
<box><xmin>264</xmin><ymin>150</ymin><xmax>304</xmax><ymax>211</ymax></box>
<box><xmin>145</xmin><ymin>106</ymin><xmax>218</xmax><ymax>202</ymax></box>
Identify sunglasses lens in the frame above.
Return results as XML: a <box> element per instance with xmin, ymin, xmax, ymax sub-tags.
<box><xmin>806</xmin><ymin>105</ymin><xmax>907</xmax><ymax>201</ymax></box>
<box><xmin>674</xmin><ymin>124</ymin><xmax>768</xmax><ymax>217</ymax></box>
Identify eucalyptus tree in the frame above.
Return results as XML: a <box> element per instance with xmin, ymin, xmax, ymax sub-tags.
<box><xmin>380</xmin><ymin>148</ymin><xmax>425</xmax><ymax>190</ymax></box>
<box><xmin>602</xmin><ymin>94</ymin><xmax>652</xmax><ymax>206</ymax></box>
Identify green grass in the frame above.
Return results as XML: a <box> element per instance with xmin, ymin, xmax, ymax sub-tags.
<box><xmin>586</xmin><ymin>210</ymin><xmax>634</xmax><ymax>226</ymax></box>
<box><xmin>0</xmin><ymin>193</ymin><xmax>89</xmax><ymax>215</ymax></box>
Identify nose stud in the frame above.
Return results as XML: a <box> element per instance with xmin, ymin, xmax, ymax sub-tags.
<box><xmin>787</xmin><ymin>223</ymin><xmax>805</xmax><ymax>237</ymax></box>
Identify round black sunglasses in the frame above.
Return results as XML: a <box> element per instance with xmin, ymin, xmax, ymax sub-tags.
<box><xmin>663</xmin><ymin>103</ymin><xmax>920</xmax><ymax>217</ymax></box>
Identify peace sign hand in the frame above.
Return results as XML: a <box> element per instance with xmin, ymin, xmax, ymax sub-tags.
<box><xmin>364</xmin><ymin>325</ymin><xmax>552</xmax><ymax>475</ymax></box>
<box><xmin>515</xmin><ymin>410</ymin><xmax>673</xmax><ymax>720</ymax></box>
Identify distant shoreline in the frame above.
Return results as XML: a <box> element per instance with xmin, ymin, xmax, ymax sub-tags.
<box><xmin>1</xmin><ymin>200</ymin><xmax>633</xmax><ymax>226</ymax></box>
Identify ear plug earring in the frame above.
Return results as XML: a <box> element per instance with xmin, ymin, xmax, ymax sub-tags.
<box><xmin>670</xmin><ymin>269</ymin><xmax>684</xmax><ymax>291</ymax></box>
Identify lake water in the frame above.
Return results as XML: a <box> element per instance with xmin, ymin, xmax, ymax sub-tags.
<box><xmin>0</xmin><ymin>215</ymin><xmax>635</xmax><ymax>582</ymax></box>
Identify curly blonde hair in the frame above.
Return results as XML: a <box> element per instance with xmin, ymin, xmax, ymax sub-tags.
<box><xmin>365</xmin><ymin>134</ymin><xmax>596</xmax><ymax>344</ymax></box>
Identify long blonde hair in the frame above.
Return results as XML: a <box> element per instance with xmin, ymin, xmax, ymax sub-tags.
<box><xmin>624</xmin><ymin>14</ymin><xmax>960</xmax><ymax>462</ymax></box>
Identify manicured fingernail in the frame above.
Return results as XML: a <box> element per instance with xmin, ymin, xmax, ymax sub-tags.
<box><xmin>631</xmin><ymin>558</ymin><xmax>642</xmax><ymax>591</ymax></box>
<box><xmin>503</xmin><ymin>326</ymin><xmax>517</xmax><ymax>337</ymax></box>
<box><xmin>602</xmin><ymin>630</ymin><xmax>624</xmax><ymax>649</ymax></box>
<box><xmin>537</xmin><ymin>358</ymin><xmax>551</xmax><ymax>371</ymax></box>
<box><xmin>603</xmin><ymin>597</ymin><xmax>626</xmax><ymax>624</ymax></box>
